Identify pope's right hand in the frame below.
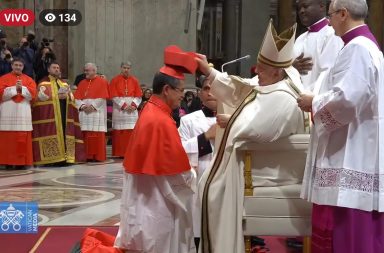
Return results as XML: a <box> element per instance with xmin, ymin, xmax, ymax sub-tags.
<box><xmin>195</xmin><ymin>54</ymin><xmax>212</xmax><ymax>77</ymax></box>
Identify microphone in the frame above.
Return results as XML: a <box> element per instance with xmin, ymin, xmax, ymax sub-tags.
<box><xmin>221</xmin><ymin>55</ymin><xmax>251</xmax><ymax>72</ymax></box>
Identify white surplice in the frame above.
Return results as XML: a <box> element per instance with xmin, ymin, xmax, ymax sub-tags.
<box><xmin>114</xmin><ymin>171</ymin><xmax>196</xmax><ymax>253</ymax></box>
<box><xmin>301</xmin><ymin>35</ymin><xmax>384</xmax><ymax>212</ymax></box>
<box><xmin>199</xmin><ymin>67</ymin><xmax>307</xmax><ymax>253</ymax></box>
<box><xmin>112</xmin><ymin>96</ymin><xmax>142</xmax><ymax>130</ymax></box>
<box><xmin>178</xmin><ymin>110</ymin><xmax>216</xmax><ymax>238</ymax></box>
<box><xmin>75</xmin><ymin>98</ymin><xmax>107</xmax><ymax>132</ymax></box>
<box><xmin>0</xmin><ymin>86</ymin><xmax>33</xmax><ymax>131</ymax></box>
<box><xmin>294</xmin><ymin>19</ymin><xmax>343</xmax><ymax>93</ymax></box>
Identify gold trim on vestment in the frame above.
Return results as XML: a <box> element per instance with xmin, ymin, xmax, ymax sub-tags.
<box><xmin>32</xmin><ymin>78</ymin><xmax>78</xmax><ymax>164</ymax></box>
<box><xmin>29</xmin><ymin>227</ymin><xmax>52</xmax><ymax>253</ymax></box>
<box><xmin>32</xmin><ymin>119</ymin><xmax>56</xmax><ymax>124</ymax></box>
<box><xmin>257</xmin><ymin>53</ymin><xmax>293</xmax><ymax>68</ymax></box>
<box><xmin>201</xmin><ymin>89</ymin><xmax>258</xmax><ymax>253</ymax></box>
<box><xmin>33</xmin><ymin>100</ymin><xmax>54</xmax><ymax>106</ymax></box>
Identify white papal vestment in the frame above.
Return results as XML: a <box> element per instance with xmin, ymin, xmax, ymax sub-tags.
<box><xmin>199</xmin><ymin>67</ymin><xmax>307</xmax><ymax>253</ymax></box>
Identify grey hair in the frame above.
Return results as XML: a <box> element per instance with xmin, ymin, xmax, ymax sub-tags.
<box><xmin>333</xmin><ymin>0</ymin><xmax>368</xmax><ymax>20</ymax></box>
<box><xmin>121</xmin><ymin>61</ymin><xmax>132</xmax><ymax>67</ymax></box>
<box><xmin>84</xmin><ymin>62</ymin><xmax>97</xmax><ymax>72</ymax></box>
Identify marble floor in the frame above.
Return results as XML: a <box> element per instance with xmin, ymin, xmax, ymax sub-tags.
<box><xmin>0</xmin><ymin>154</ymin><xmax>124</xmax><ymax>227</ymax></box>
<box><xmin>0</xmin><ymin>151</ymin><xmax>303</xmax><ymax>252</ymax></box>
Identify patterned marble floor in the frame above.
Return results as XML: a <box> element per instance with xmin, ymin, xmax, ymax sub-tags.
<box><xmin>0</xmin><ymin>157</ymin><xmax>303</xmax><ymax>253</ymax></box>
<box><xmin>0</xmin><ymin>158</ymin><xmax>124</xmax><ymax>226</ymax></box>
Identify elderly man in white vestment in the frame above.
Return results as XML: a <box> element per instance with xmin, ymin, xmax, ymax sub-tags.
<box><xmin>293</xmin><ymin>0</ymin><xmax>343</xmax><ymax>93</ymax></box>
<box><xmin>297</xmin><ymin>0</ymin><xmax>384</xmax><ymax>252</ymax></box>
<box><xmin>196</xmin><ymin>20</ymin><xmax>308</xmax><ymax>253</ymax></box>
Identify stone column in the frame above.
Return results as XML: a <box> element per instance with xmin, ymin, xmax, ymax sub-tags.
<box><xmin>278</xmin><ymin>0</ymin><xmax>294</xmax><ymax>32</ymax></box>
<box><xmin>367</xmin><ymin>0</ymin><xmax>383</xmax><ymax>49</ymax></box>
<box><xmin>223</xmin><ymin>0</ymin><xmax>239</xmax><ymax>74</ymax></box>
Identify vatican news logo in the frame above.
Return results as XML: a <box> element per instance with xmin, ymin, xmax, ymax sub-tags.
<box><xmin>0</xmin><ymin>202</ymin><xmax>38</xmax><ymax>233</ymax></box>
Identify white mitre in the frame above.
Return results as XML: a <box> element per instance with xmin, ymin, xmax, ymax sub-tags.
<box><xmin>258</xmin><ymin>19</ymin><xmax>301</xmax><ymax>93</ymax></box>
<box><xmin>258</xmin><ymin>19</ymin><xmax>296</xmax><ymax>68</ymax></box>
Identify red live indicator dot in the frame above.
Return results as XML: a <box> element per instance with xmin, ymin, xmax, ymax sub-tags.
<box><xmin>0</xmin><ymin>9</ymin><xmax>35</xmax><ymax>26</ymax></box>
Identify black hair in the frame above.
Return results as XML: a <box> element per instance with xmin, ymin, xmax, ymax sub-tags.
<box><xmin>152</xmin><ymin>72</ymin><xmax>180</xmax><ymax>95</ymax></box>
<box><xmin>47</xmin><ymin>61</ymin><xmax>59</xmax><ymax>69</ymax></box>
<box><xmin>196</xmin><ymin>75</ymin><xmax>207</xmax><ymax>88</ymax></box>
<box><xmin>11</xmin><ymin>57</ymin><xmax>25</xmax><ymax>65</ymax></box>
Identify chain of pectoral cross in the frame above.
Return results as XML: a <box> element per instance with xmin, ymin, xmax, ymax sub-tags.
<box><xmin>84</xmin><ymin>79</ymin><xmax>92</xmax><ymax>97</ymax></box>
<box><xmin>124</xmin><ymin>79</ymin><xmax>128</xmax><ymax>96</ymax></box>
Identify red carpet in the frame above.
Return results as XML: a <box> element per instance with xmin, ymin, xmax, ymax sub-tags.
<box><xmin>262</xmin><ymin>236</ymin><xmax>302</xmax><ymax>253</ymax></box>
<box><xmin>0</xmin><ymin>226</ymin><xmax>118</xmax><ymax>253</ymax></box>
<box><xmin>0</xmin><ymin>226</ymin><xmax>303</xmax><ymax>253</ymax></box>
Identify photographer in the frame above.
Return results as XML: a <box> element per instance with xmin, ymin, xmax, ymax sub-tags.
<box><xmin>12</xmin><ymin>36</ymin><xmax>35</xmax><ymax>78</ymax></box>
<box><xmin>0</xmin><ymin>29</ymin><xmax>12</xmax><ymax>76</ymax></box>
<box><xmin>34</xmin><ymin>46</ymin><xmax>56</xmax><ymax>83</ymax></box>
<box><xmin>26</xmin><ymin>30</ymin><xmax>38</xmax><ymax>52</ymax></box>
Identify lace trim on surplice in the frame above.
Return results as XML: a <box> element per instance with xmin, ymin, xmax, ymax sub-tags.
<box><xmin>316</xmin><ymin>96</ymin><xmax>343</xmax><ymax>131</ymax></box>
<box><xmin>314</xmin><ymin>167</ymin><xmax>382</xmax><ymax>193</ymax></box>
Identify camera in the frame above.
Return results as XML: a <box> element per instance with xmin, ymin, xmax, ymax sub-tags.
<box><xmin>41</xmin><ymin>38</ymin><xmax>54</xmax><ymax>48</ymax></box>
<box><xmin>45</xmin><ymin>52</ymin><xmax>55</xmax><ymax>59</ymax></box>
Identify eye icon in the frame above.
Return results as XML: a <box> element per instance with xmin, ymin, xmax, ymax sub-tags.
<box><xmin>44</xmin><ymin>13</ymin><xmax>56</xmax><ymax>22</ymax></box>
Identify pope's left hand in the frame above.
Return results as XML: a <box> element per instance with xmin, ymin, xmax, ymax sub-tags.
<box><xmin>216</xmin><ymin>114</ymin><xmax>230</xmax><ymax>128</ymax></box>
<box><xmin>297</xmin><ymin>93</ymin><xmax>314</xmax><ymax>112</ymax></box>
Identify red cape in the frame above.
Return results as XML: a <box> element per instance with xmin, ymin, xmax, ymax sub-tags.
<box><xmin>74</xmin><ymin>76</ymin><xmax>109</xmax><ymax>99</ymax></box>
<box><xmin>79</xmin><ymin>228</ymin><xmax>123</xmax><ymax>253</ymax></box>
<box><xmin>109</xmin><ymin>74</ymin><xmax>142</xmax><ymax>98</ymax></box>
<box><xmin>123</xmin><ymin>95</ymin><xmax>191</xmax><ymax>175</ymax></box>
<box><xmin>0</xmin><ymin>72</ymin><xmax>36</xmax><ymax>103</ymax></box>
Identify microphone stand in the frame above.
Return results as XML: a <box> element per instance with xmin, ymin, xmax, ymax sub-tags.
<box><xmin>221</xmin><ymin>55</ymin><xmax>251</xmax><ymax>72</ymax></box>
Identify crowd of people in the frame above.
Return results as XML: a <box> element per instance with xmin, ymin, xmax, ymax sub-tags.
<box><xmin>1</xmin><ymin>0</ymin><xmax>383</xmax><ymax>253</ymax></box>
<box><xmin>0</xmin><ymin>29</ymin><xmax>56</xmax><ymax>81</ymax></box>
<box><xmin>0</xmin><ymin>40</ymin><xmax>205</xmax><ymax>169</ymax></box>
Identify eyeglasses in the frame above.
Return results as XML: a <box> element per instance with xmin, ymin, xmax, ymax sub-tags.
<box><xmin>327</xmin><ymin>9</ymin><xmax>341</xmax><ymax>19</ymax></box>
<box><xmin>170</xmin><ymin>86</ymin><xmax>185</xmax><ymax>93</ymax></box>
